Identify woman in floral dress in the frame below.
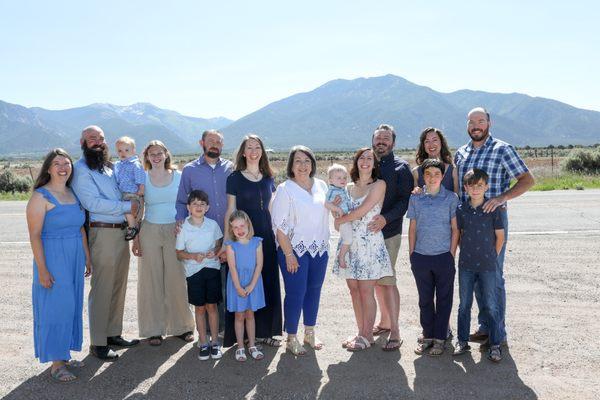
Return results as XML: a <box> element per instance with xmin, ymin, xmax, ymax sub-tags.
<box><xmin>333</xmin><ymin>148</ymin><xmax>393</xmax><ymax>351</ymax></box>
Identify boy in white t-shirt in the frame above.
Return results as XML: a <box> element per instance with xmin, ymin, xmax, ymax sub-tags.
<box><xmin>176</xmin><ymin>190</ymin><xmax>223</xmax><ymax>361</ymax></box>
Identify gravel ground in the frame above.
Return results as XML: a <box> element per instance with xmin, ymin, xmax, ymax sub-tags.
<box><xmin>1</xmin><ymin>190</ymin><xmax>599</xmax><ymax>400</ymax></box>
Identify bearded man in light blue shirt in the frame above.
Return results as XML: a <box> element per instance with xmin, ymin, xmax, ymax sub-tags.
<box><xmin>71</xmin><ymin>125</ymin><xmax>141</xmax><ymax>360</ymax></box>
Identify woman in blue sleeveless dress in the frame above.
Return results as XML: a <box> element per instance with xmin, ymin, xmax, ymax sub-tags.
<box><xmin>26</xmin><ymin>148</ymin><xmax>91</xmax><ymax>382</ymax></box>
<box><xmin>412</xmin><ymin>127</ymin><xmax>459</xmax><ymax>193</ymax></box>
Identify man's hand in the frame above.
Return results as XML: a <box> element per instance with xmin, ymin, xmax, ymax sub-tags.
<box><xmin>174</xmin><ymin>220</ymin><xmax>183</xmax><ymax>235</ymax></box>
<box><xmin>132</xmin><ymin>237</ymin><xmax>142</xmax><ymax>257</ymax></box>
<box><xmin>483</xmin><ymin>195</ymin><xmax>506</xmax><ymax>213</ymax></box>
<box><xmin>367</xmin><ymin>214</ymin><xmax>386</xmax><ymax>233</ymax></box>
<box><xmin>411</xmin><ymin>186</ymin><xmax>423</xmax><ymax>195</ymax></box>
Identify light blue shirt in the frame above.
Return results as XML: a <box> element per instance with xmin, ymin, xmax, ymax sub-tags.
<box><xmin>71</xmin><ymin>158</ymin><xmax>131</xmax><ymax>223</ymax></box>
<box><xmin>114</xmin><ymin>155</ymin><xmax>146</xmax><ymax>193</ymax></box>
<box><xmin>175</xmin><ymin>217</ymin><xmax>223</xmax><ymax>277</ymax></box>
<box><xmin>144</xmin><ymin>170</ymin><xmax>181</xmax><ymax>224</ymax></box>
<box><xmin>406</xmin><ymin>185</ymin><xmax>458</xmax><ymax>256</ymax></box>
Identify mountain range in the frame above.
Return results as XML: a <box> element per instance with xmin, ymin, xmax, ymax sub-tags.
<box><xmin>2</xmin><ymin>74</ymin><xmax>599</xmax><ymax>156</ymax></box>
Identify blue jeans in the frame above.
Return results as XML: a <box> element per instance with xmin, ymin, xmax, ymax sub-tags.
<box><xmin>474</xmin><ymin>207</ymin><xmax>508</xmax><ymax>341</ymax></box>
<box><xmin>277</xmin><ymin>249</ymin><xmax>328</xmax><ymax>334</ymax></box>
<box><xmin>458</xmin><ymin>269</ymin><xmax>500</xmax><ymax>345</ymax></box>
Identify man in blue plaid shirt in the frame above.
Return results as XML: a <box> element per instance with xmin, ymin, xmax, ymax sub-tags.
<box><xmin>454</xmin><ymin>107</ymin><xmax>535</xmax><ymax>347</ymax></box>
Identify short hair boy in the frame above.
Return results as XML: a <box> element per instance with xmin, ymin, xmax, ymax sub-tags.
<box><xmin>407</xmin><ymin>158</ymin><xmax>459</xmax><ymax>356</ymax></box>
<box><xmin>176</xmin><ymin>190</ymin><xmax>224</xmax><ymax>361</ymax></box>
<box><xmin>453</xmin><ymin>168</ymin><xmax>505</xmax><ymax>362</ymax></box>
<box><xmin>325</xmin><ymin>164</ymin><xmax>353</xmax><ymax>268</ymax></box>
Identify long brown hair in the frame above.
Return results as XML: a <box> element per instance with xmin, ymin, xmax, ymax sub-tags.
<box><xmin>349</xmin><ymin>148</ymin><xmax>379</xmax><ymax>183</ymax></box>
<box><xmin>34</xmin><ymin>148</ymin><xmax>74</xmax><ymax>189</ymax></box>
<box><xmin>415</xmin><ymin>127</ymin><xmax>453</xmax><ymax>165</ymax></box>
<box><xmin>234</xmin><ymin>134</ymin><xmax>274</xmax><ymax>177</ymax></box>
<box><xmin>142</xmin><ymin>140</ymin><xmax>175</xmax><ymax>171</ymax></box>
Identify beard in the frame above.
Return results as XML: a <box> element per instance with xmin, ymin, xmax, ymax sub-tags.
<box><xmin>204</xmin><ymin>146</ymin><xmax>221</xmax><ymax>159</ymax></box>
<box><xmin>82</xmin><ymin>142</ymin><xmax>110</xmax><ymax>171</ymax></box>
<box><xmin>373</xmin><ymin>143</ymin><xmax>392</xmax><ymax>158</ymax></box>
<box><xmin>468</xmin><ymin>126</ymin><xmax>490</xmax><ymax>143</ymax></box>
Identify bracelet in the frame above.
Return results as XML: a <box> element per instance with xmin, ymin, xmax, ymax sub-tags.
<box><xmin>284</xmin><ymin>252</ymin><xmax>294</xmax><ymax>257</ymax></box>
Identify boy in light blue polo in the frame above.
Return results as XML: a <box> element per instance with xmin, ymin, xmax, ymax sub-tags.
<box><xmin>407</xmin><ymin>159</ymin><xmax>459</xmax><ymax>356</ymax></box>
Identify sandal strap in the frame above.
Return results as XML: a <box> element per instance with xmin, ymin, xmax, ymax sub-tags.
<box><xmin>51</xmin><ymin>366</ymin><xmax>76</xmax><ymax>381</ymax></box>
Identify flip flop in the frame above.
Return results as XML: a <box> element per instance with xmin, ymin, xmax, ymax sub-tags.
<box><xmin>372</xmin><ymin>325</ymin><xmax>391</xmax><ymax>336</ymax></box>
<box><xmin>346</xmin><ymin>336</ymin><xmax>372</xmax><ymax>352</ymax></box>
<box><xmin>341</xmin><ymin>335</ymin><xmax>358</xmax><ymax>349</ymax></box>
<box><xmin>148</xmin><ymin>336</ymin><xmax>163</xmax><ymax>346</ymax></box>
<box><xmin>51</xmin><ymin>365</ymin><xmax>77</xmax><ymax>383</ymax></box>
<box><xmin>382</xmin><ymin>338</ymin><xmax>403</xmax><ymax>352</ymax></box>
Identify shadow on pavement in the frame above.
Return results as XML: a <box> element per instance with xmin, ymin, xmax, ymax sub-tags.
<box><xmin>414</xmin><ymin>345</ymin><xmax>538</xmax><ymax>399</ymax></box>
<box><xmin>3</xmin><ymin>338</ymin><xmax>186</xmax><ymax>400</ymax></box>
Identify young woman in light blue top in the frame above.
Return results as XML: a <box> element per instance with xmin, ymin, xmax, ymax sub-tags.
<box><xmin>132</xmin><ymin>141</ymin><xmax>195</xmax><ymax>346</ymax></box>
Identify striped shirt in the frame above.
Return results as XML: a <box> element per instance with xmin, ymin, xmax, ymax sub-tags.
<box><xmin>454</xmin><ymin>136</ymin><xmax>529</xmax><ymax>203</ymax></box>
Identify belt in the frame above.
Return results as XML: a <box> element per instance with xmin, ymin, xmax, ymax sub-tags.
<box><xmin>89</xmin><ymin>222</ymin><xmax>126</xmax><ymax>229</ymax></box>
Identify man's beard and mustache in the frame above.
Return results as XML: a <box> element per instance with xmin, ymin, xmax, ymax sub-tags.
<box><xmin>82</xmin><ymin>142</ymin><xmax>110</xmax><ymax>171</ymax></box>
<box><xmin>204</xmin><ymin>146</ymin><xmax>221</xmax><ymax>159</ymax></box>
<box><xmin>373</xmin><ymin>143</ymin><xmax>392</xmax><ymax>157</ymax></box>
<box><xmin>468</xmin><ymin>126</ymin><xmax>490</xmax><ymax>143</ymax></box>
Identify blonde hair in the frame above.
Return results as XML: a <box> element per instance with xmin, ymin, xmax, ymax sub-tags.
<box><xmin>228</xmin><ymin>210</ymin><xmax>255</xmax><ymax>241</ymax></box>
<box><xmin>327</xmin><ymin>163</ymin><xmax>348</xmax><ymax>179</ymax></box>
<box><xmin>115</xmin><ymin>136</ymin><xmax>136</xmax><ymax>148</ymax></box>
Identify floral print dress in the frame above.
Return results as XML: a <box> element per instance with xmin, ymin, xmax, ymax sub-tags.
<box><xmin>332</xmin><ymin>194</ymin><xmax>393</xmax><ymax>280</ymax></box>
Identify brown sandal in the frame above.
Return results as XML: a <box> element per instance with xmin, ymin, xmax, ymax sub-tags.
<box><xmin>148</xmin><ymin>336</ymin><xmax>163</xmax><ymax>346</ymax></box>
<box><xmin>176</xmin><ymin>331</ymin><xmax>194</xmax><ymax>343</ymax></box>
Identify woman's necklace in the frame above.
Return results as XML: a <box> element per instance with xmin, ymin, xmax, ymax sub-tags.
<box><xmin>243</xmin><ymin>168</ymin><xmax>262</xmax><ymax>181</ymax></box>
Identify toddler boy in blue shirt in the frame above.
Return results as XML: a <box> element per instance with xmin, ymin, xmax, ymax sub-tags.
<box><xmin>454</xmin><ymin>168</ymin><xmax>505</xmax><ymax>362</ymax></box>
<box><xmin>325</xmin><ymin>164</ymin><xmax>353</xmax><ymax>268</ymax></box>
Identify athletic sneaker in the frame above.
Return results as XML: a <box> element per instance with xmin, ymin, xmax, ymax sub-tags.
<box><xmin>198</xmin><ymin>344</ymin><xmax>210</xmax><ymax>361</ymax></box>
<box><xmin>210</xmin><ymin>344</ymin><xmax>222</xmax><ymax>360</ymax></box>
<box><xmin>453</xmin><ymin>341</ymin><xmax>471</xmax><ymax>355</ymax></box>
<box><xmin>488</xmin><ymin>345</ymin><xmax>502</xmax><ymax>362</ymax></box>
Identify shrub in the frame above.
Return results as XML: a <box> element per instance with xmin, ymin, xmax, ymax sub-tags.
<box><xmin>562</xmin><ymin>148</ymin><xmax>600</xmax><ymax>174</ymax></box>
<box><xmin>0</xmin><ymin>170</ymin><xmax>32</xmax><ymax>193</ymax></box>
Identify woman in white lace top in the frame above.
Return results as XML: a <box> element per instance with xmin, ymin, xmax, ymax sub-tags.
<box><xmin>271</xmin><ymin>145</ymin><xmax>330</xmax><ymax>356</ymax></box>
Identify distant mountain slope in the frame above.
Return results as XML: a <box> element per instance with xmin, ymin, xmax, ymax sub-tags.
<box><xmin>2</xmin><ymin>75</ymin><xmax>599</xmax><ymax>156</ymax></box>
<box><xmin>0</xmin><ymin>101</ymin><xmax>233</xmax><ymax>156</ymax></box>
<box><xmin>222</xmin><ymin>74</ymin><xmax>600</xmax><ymax>150</ymax></box>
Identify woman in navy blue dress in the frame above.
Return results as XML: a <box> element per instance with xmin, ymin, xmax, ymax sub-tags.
<box><xmin>223</xmin><ymin>135</ymin><xmax>283</xmax><ymax>348</ymax></box>
<box><xmin>26</xmin><ymin>148</ymin><xmax>91</xmax><ymax>382</ymax></box>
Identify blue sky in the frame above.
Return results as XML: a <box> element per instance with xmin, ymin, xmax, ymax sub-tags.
<box><xmin>1</xmin><ymin>1</ymin><xmax>598</xmax><ymax>119</ymax></box>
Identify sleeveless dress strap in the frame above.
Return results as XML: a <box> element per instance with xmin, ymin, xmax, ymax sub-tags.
<box><xmin>36</xmin><ymin>187</ymin><xmax>60</xmax><ymax>206</ymax></box>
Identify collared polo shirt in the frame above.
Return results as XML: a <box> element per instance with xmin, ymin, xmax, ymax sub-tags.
<box><xmin>406</xmin><ymin>185</ymin><xmax>459</xmax><ymax>256</ymax></box>
<box><xmin>175</xmin><ymin>217</ymin><xmax>223</xmax><ymax>277</ymax></box>
<box><xmin>114</xmin><ymin>155</ymin><xmax>146</xmax><ymax>193</ymax></box>
<box><xmin>456</xmin><ymin>199</ymin><xmax>505</xmax><ymax>272</ymax></box>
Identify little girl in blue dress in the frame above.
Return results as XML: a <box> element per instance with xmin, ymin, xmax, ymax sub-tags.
<box><xmin>225</xmin><ymin>210</ymin><xmax>266</xmax><ymax>361</ymax></box>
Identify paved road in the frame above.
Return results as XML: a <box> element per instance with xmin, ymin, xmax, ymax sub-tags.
<box><xmin>1</xmin><ymin>190</ymin><xmax>599</xmax><ymax>399</ymax></box>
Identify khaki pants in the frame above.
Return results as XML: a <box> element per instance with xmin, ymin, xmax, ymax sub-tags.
<box><xmin>123</xmin><ymin>192</ymin><xmax>144</xmax><ymax>224</ymax></box>
<box><xmin>88</xmin><ymin>226</ymin><xmax>130</xmax><ymax>346</ymax></box>
<box><xmin>137</xmin><ymin>221</ymin><xmax>194</xmax><ymax>337</ymax></box>
<box><xmin>378</xmin><ymin>233</ymin><xmax>402</xmax><ymax>286</ymax></box>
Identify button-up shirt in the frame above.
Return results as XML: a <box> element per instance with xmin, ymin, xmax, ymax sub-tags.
<box><xmin>456</xmin><ymin>199</ymin><xmax>504</xmax><ymax>272</ymax></box>
<box><xmin>378</xmin><ymin>152</ymin><xmax>414</xmax><ymax>239</ymax></box>
<box><xmin>175</xmin><ymin>155</ymin><xmax>233</xmax><ymax>231</ymax></box>
<box><xmin>71</xmin><ymin>158</ymin><xmax>131</xmax><ymax>223</ymax></box>
<box><xmin>114</xmin><ymin>155</ymin><xmax>146</xmax><ymax>193</ymax></box>
<box><xmin>454</xmin><ymin>135</ymin><xmax>529</xmax><ymax>203</ymax></box>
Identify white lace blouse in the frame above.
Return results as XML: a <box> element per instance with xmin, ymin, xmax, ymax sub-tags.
<box><xmin>271</xmin><ymin>178</ymin><xmax>330</xmax><ymax>257</ymax></box>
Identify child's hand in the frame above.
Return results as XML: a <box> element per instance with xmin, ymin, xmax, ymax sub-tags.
<box><xmin>236</xmin><ymin>286</ymin><xmax>247</xmax><ymax>297</ymax></box>
<box><xmin>244</xmin><ymin>284</ymin><xmax>255</xmax><ymax>294</ymax></box>
<box><xmin>194</xmin><ymin>252</ymin><xmax>206</xmax><ymax>263</ymax></box>
<box><xmin>205</xmin><ymin>250</ymin><xmax>216</xmax><ymax>259</ymax></box>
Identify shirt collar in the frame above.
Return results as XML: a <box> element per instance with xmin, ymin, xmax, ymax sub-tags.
<box><xmin>121</xmin><ymin>155</ymin><xmax>139</xmax><ymax>163</ymax></box>
<box><xmin>466</xmin><ymin>197</ymin><xmax>488</xmax><ymax>211</ymax></box>
<box><xmin>198</xmin><ymin>155</ymin><xmax>222</xmax><ymax>167</ymax></box>
<box><xmin>378</xmin><ymin>151</ymin><xmax>395</xmax><ymax>164</ymax></box>
<box><xmin>467</xmin><ymin>135</ymin><xmax>494</xmax><ymax>152</ymax></box>
<box><xmin>424</xmin><ymin>185</ymin><xmax>448</xmax><ymax>199</ymax></box>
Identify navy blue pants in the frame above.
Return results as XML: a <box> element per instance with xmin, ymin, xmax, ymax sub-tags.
<box><xmin>410</xmin><ymin>251</ymin><xmax>456</xmax><ymax>340</ymax></box>
<box><xmin>277</xmin><ymin>249</ymin><xmax>328</xmax><ymax>334</ymax></box>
